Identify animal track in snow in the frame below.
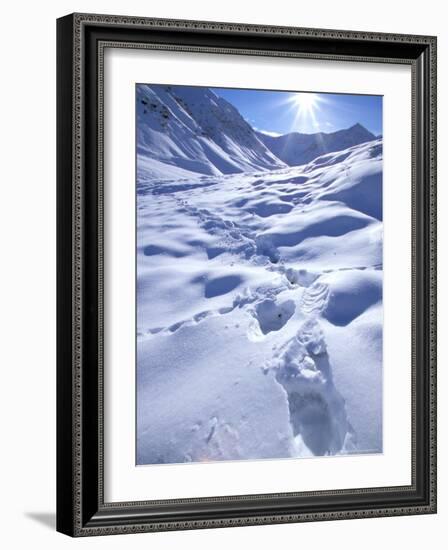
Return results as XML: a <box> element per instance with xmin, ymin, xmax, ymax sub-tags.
<box><xmin>140</xmin><ymin>305</ymin><xmax>232</xmax><ymax>337</ymax></box>
<box><xmin>300</xmin><ymin>281</ymin><xmax>330</xmax><ymax>315</ymax></box>
<box><xmin>284</xmin><ymin>267</ymin><xmax>320</xmax><ymax>287</ymax></box>
<box><xmin>253</xmin><ymin>298</ymin><xmax>296</xmax><ymax>335</ymax></box>
<box><xmin>271</xmin><ymin>318</ymin><xmax>355</xmax><ymax>456</ymax></box>
<box><xmin>139</xmin><ymin>284</ymin><xmax>278</xmax><ymax>337</ymax></box>
<box><xmin>181</xmin><ymin>200</ymin><xmax>259</xmax><ymax>261</ymax></box>
<box><xmin>255</xmin><ymin>234</ymin><xmax>280</xmax><ymax>264</ymax></box>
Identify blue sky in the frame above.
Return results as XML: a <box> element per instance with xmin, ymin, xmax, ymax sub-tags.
<box><xmin>211</xmin><ymin>87</ymin><xmax>382</xmax><ymax>136</ymax></box>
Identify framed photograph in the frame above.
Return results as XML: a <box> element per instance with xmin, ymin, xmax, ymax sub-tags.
<box><xmin>56</xmin><ymin>13</ymin><xmax>437</xmax><ymax>536</ymax></box>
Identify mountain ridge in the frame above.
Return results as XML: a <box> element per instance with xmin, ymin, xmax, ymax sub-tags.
<box><xmin>137</xmin><ymin>84</ymin><xmax>285</xmax><ymax>177</ymax></box>
<box><xmin>256</xmin><ymin>123</ymin><xmax>376</xmax><ymax>167</ymax></box>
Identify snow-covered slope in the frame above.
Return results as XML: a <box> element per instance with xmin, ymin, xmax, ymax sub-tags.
<box><xmin>137</xmin><ymin>84</ymin><xmax>286</xmax><ymax>177</ymax></box>
<box><xmin>257</xmin><ymin>123</ymin><xmax>376</xmax><ymax>166</ymax></box>
<box><xmin>137</xmin><ymin>137</ymin><xmax>383</xmax><ymax>464</ymax></box>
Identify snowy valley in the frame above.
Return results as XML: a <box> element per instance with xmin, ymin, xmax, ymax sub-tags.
<box><xmin>136</xmin><ymin>84</ymin><xmax>383</xmax><ymax>465</ymax></box>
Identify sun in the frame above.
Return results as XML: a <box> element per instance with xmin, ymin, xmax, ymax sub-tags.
<box><xmin>284</xmin><ymin>92</ymin><xmax>324</xmax><ymax>132</ymax></box>
<box><xmin>292</xmin><ymin>92</ymin><xmax>320</xmax><ymax>116</ymax></box>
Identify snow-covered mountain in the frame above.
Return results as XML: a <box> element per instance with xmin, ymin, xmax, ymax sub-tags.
<box><xmin>257</xmin><ymin>123</ymin><xmax>376</xmax><ymax>166</ymax></box>
<box><xmin>137</xmin><ymin>85</ymin><xmax>286</xmax><ymax>177</ymax></box>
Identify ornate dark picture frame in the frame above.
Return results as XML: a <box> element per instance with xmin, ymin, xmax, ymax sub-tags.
<box><xmin>57</xmin><ymin>13</ymin><xmax>437</xmax><ymax>537</ymax></box>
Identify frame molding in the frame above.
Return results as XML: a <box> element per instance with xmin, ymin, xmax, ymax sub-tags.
<box><xmin>57</xmin><ymin>12</ymin><xmax>437</xmax><ymax>537</ymax></box>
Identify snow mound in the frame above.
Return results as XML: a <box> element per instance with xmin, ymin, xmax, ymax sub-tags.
<box><xmin>320</xmin><ymin>270</ymin><xmax>382</xmax><ymax>326</ymax></box>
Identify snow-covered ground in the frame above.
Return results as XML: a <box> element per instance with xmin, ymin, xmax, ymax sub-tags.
<box><xmin>136</xmin><ymin>85</ymin><xmax>383</xmax><ymax>465</ymax></box>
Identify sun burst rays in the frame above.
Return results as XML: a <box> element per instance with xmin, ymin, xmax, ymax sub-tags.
<box><xmin>285</xmin><ymin>92</ymin><xmax>326</xmax><ymax>133</ymax></box>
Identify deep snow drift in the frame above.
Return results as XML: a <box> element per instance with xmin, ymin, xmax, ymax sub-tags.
<box><xmin>136</xmin><ymin>86</ymin><xmax>383</xmax><ymax>465</ymax></box>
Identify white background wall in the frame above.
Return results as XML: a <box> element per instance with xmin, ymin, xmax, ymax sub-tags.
<box><xmin>0</xmin><ymin>0</ymin><xmax>445</xmax><ymax>548</ymax></box>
